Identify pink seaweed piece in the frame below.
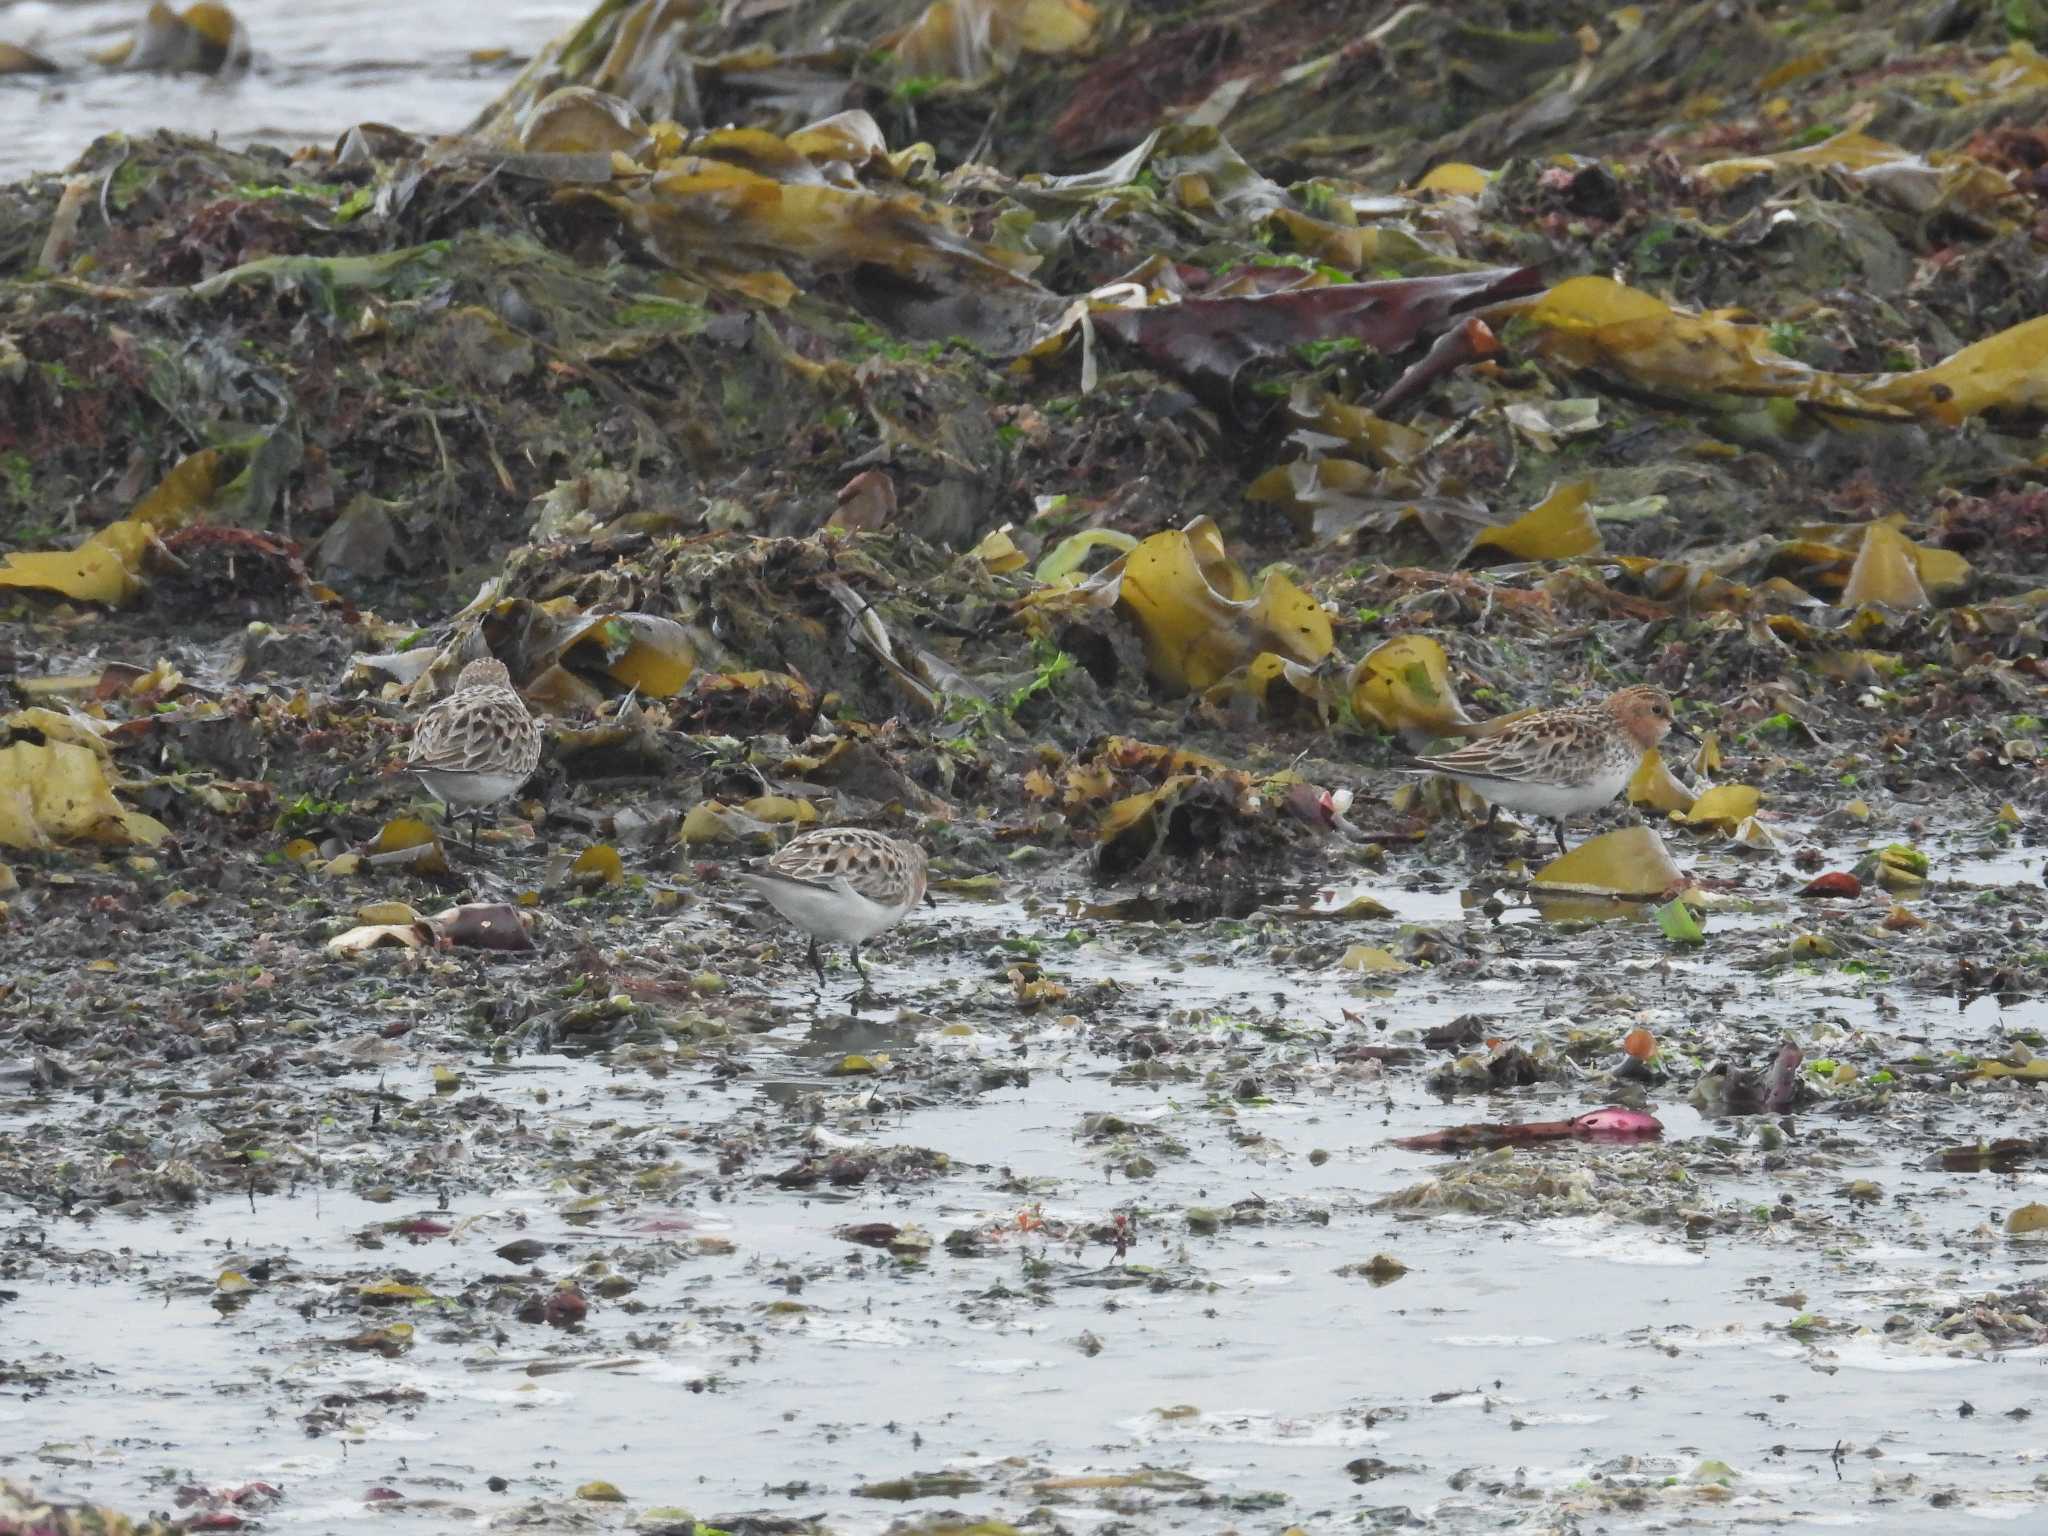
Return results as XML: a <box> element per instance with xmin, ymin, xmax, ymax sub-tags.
<box><xmin>1569</xmin><ymin>1106</ymin><xmax>1664</xmax><ymax>1139</ymax></box>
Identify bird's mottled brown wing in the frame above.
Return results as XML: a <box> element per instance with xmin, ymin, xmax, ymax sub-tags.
<box><xmin>408</xmin><ymin>687</ymin><xmax>542</xmax><ymax>776</ymax></box>
<box><xmin>770</xmin><ymin>829</ymin><xmax>924</xmax><ymax>907</ymax></box>
<box><xmin>1413</xmin><ymin>707</ymin><xmax>1601</xmax><ymax>786</ymax></box>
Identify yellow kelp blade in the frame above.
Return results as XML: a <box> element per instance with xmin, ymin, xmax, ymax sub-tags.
<box><xmin>1684</xmin><ymin>785</ymin><xmax>1762</xmax><ymax>832</ymax></box>
<box><xmin>1839</xmin><ymin>522</ymin><xmax>1929</xmax><ymax>609</ymax></box>
<box><xmin>1469</xmin><ymin>480</ymin><xmax>1601</xmax><ymax>562</ymax></box>
<box><xmin>0</xmin><ymin>741</ymin><xmax>162</xmax><ymax>849</ymax></box>
<box><xmin>1035</xmin><ymin>528</ymin><xmax>1137</xmax><ymax>585</ymax></box>
<box><xmin>1912</xmin><ymin>540</ymin><xmax>1971</xmax><ymax>597</ymax></box>
<box><xmin>1181</xmin><ymin>515</ymin><xmax>1252</xmax><ymax>602</ymax></box>
<box><xmin>1861</xmin><ymin>314</ymin><xmax>2048</xmax><ymax>425</ymax></box>
<box><xmin>890</xmin><ymin>0</ymin><xmax>1100</xmax><ymax>81</ymax></box>
<box><xmin>590</xmin><ymin>151</ymin><xmax>1039</xmax><ymax>294</ymax></box>
<box><xmin>1411</xmin><ymin>163</ymin><xmax>1491</xmax><ymax>197</ymax></box>
<box><xmin>1204</xmin><ymin>651</ymin><xmax>1332</xmax><ymax>718</ymax></box>
<box><xmin>551</xmin><ymin>612</ymin><xmax>697</xmax><ymax>697</ymax></box>
<box><xmin>0</xmin><ymin>449</ymin><xmax>224</xmax><ymax>605</ymax></box>
<box><xmin>1793</xmin><ymin>518</ymin><xmax>1971</xmax><ymax>599</ymax></box>
<box><xmin>1098</xmin><ymin>775</ymin><xmax>1193</xmax><ymax>842</ymax></box>
<box><xmin>1697</xmin><ymin>129</ymin><xmax>2011</xmax><ymax>217</ymax></box>
<box><xmin>1349</xmin><ymin>635</ymin><xmax>1475</xmax><ymax>737</ymax></box>
<box><xmin>1116</xmin><ymin>522</ymin><xmax>1331</xmax><ymax>691</ymax></box>
<box><xmin>1627</xmin><ymin>748</ymin><xmax>1695</xmax><ymax>814</ymax></box>
<box><xmin>1294</xmin><ymin>389</ymin><xmax>1432</xmax><ymax>468</ymax></box>
<box><xmin>370</xmin><ymin>816</ymin><xmax>450</xmax><ymax>875</ymax></box>
<box><xmin>1339</xmin><ymin>945</ymin><xmax>1414</xmax><ymax>974</ymax></box>
<box><xmin>3</xmin><ymin>708</ymin><xmax>113</xmax><ymax>756</ymax></box>
<box><xmin>1117</xmin><ymin>529</ymin><xmax>1248</xmax><ymax>690</ymax></box>
<box><xmin>514</xmin><ymin>86</ymin><xmax>652</xmax><ymax>157</ymax></box>
<box><xmin>1518</xmin><ymin>276</ymin><xmax>1869</xmax><ymax>410</ymax></box>
<box><xmin>1532</xmin><ymin>825</ymin><xmax>1683</xmax><ymax>899</ymax></box>
<box><xmin>0</xmin><ymin>539</ymin><xmax>142</xmax><ymax>605</ymax></box>
<box><xmin>570</xmin><ymin>845</ymin><xmax>625</xmax><ymax>885</ymax></box>
<box><xmin>971</xmin><ymin>525</ymin><xmax>1030</xmax><ymax>574</ymax></box>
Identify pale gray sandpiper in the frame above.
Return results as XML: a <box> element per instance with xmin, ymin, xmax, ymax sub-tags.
<box><xmin>734</xmin><ymin>826</ymin><xmax>929</xmax><ymax>988</ymax></box>
<box><xmin>406</xmin><ymin>657</ymin><xmax>543</xmax><ymax>850</ymax></box>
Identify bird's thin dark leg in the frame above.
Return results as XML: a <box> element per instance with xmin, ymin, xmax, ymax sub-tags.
<box><xmin>808</xmin><ymin>936</ymin><xmax>827</xmax><ymax>986</ymax></box>
<box><xmin>469</xmin><ymin>810</ymin><xmax>481</xmax><ymax>854</ymax></box>
<box><xmin>848</xmin><ymin>945</ymin><xmax>874</xmax><ymax>1010</ymax></box>
<box><xmin>1552</xmin><ymin>820</ymin><xmax>1568</xmax><ymax>857</ymax></box>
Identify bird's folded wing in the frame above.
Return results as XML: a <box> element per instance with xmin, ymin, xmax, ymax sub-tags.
<box><xmin>736</xmin><ymin>864</ymin><xmax>837</xmax><ymax>894</ymax></box>
<box><xmin>1414</xmin><ymin>741</ymin><xmax>1534</xmax><ymax>777</ymax></box>
<box><xmin>408</xmin><ymin>746</ymin><xmax>483</xmax><ymax>773</ymax></box>
<box><xmin>1409</xmin><ymin>748</ymin><xmax>1482</xmax><ymax>773</ymax></box>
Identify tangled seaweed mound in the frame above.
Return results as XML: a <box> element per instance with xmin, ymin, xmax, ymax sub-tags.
<box><xmin>4</xmin><ymin>0</ymin><xmax>2044</xmax><ymax>881</ymax></box>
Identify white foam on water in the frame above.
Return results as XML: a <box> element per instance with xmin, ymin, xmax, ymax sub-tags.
<box><xmin>1643</xmin><ymin>1324</ymin><xmax>1753</xmax><ymax>1350</ymax></box>
<box><xmin>952</xmin><ymin>1357</ymin><xmax>1049</xmax><ymax>1375</ymax></box>
<box><xmin>1829</xmin><ymin>1334</ymin><xmax>1991</xmax><ymax>1372</ymax></box>
<box><xmin>1127</xmin><ymin>1409</ymin><xmax>1384</xmax><ymax>1449</ymax></box>
<box><xmin>356</xmin><ymin>1422</ymin><xmax>433</xmax><ymax>1443</ymax></box>
<box><xmin>789</xmin><ymin>1316</ymin><xmax>917</xmax><ymax>1347</ymax></box>
<box><xmin>1536</xmin><ymin>1215</ymin><xmax>1707</xmax><ymax>1266</ymax></box>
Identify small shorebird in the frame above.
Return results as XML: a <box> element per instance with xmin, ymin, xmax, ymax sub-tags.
<box><xmin>1405</xmin><ymin>683</ymin><xmax>1691</xmax><ymax>856</ymax></box>
<box><xmin>406</xmin><ymin>657</ymin><xmax>543</xmax><ymax>850</ymax></box>
<box><xmin>735</xmin><ymin>827</ymin><xmax>928</xmax><ymax>991</ymax></box>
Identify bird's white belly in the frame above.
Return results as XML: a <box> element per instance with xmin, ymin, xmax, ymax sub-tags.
<box><xmin>1459</xmin><ymin>761</ymin><xmax>1633</xmax><ymax>820</ymax></box>
<box><xmin>749</xmin><ymin>877</ymin><xmax>909</xmax><ymax>946</ymax></box>
<box><xmin>417</xmin><ymin>769</ymin><xmax>529</xmax><ymax>807</ymax></box>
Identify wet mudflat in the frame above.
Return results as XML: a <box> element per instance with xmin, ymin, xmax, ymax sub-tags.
<box><xmin>5</xmin><ymin>805</ymin><xmax>2048</xmax><ymax>1532</ymax></box>
<box><xmin>5</xmin><ymin>0</ymin><xmax>2048</xmax><ymax>1532</ymax></box>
